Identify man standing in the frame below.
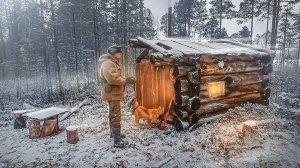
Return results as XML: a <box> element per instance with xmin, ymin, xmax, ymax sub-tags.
<box><xmin>98</xmin><ymin>45</ymin><xmax>135</xmax><ymax>148</ymax></box>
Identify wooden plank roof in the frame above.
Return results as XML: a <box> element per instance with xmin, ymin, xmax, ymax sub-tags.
<box><xmin>129</xmin><ymin>37</ymin><xmax>274</xmax><ymax>57</ymax></box>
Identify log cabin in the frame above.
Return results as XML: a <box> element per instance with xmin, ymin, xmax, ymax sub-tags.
<box><xmin>128</xmin><ymin>37</ymin><xmax>274</xmax><ymax>131</ymax></box>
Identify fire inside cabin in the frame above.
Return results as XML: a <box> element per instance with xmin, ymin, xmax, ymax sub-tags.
<box><xmin>129</xmin><ymin>37</ymin><xmax>274</xmax><ymax>131</ymax></box>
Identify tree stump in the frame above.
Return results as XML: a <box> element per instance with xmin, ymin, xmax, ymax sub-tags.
<box><xmin>28</xmin><ymin>117</ymin><xmax>59</xmax><ymax>139</ymax></box>
<box><xmin>42</xmin><ymin>117</ymin><xmax>59</xmax><ymax>137</ymax></box>
<box><xmin>13</xmin><ymin>112</ymin><xmax>27</xmax><ymax>129</ymax></box>
<box><xmin>66</xmin><ymin>126</ymin><xmax>79</xmax><ymax>144</ymax></box>
<box><xmin>28</xmin><ymin>119</ymin><xmax>42</xmax><ymax>139</ymax></box>
<box><xmin>240</xmin><ymin>120</ymin><xmax>257</xmax><ymax>138</ymax></box>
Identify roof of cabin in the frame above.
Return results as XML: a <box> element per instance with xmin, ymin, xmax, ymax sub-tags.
<box><xmin>129</xmin><ymin>37</ymin><xmax>274</xmax><ymax>57</ymax></box>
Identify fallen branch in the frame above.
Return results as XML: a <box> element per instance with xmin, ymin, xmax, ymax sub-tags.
<box><xmin>60</xmin><ymin>99</ymin><xmax>90</xmax><ymax>121</ymax></box>
<box><xmin>150</xmin><ymin>157</ymin><xmax>173</xmax><ymax>168</ymax></box>
<box><xmin>189</xmin><ymin>113</ymin><xmax>226</xmax><ymax>132</ymax></box>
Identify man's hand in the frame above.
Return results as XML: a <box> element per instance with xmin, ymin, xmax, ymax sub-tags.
<box><xmin>125</xmin><ymin>77</ymin><xmax>136</xmax><ymax>84</ymax></box>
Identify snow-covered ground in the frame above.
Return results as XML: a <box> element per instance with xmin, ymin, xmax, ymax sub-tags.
<box><xmin>1</xmin><ymin>67</ymin><xmax>300</xmax><ymax>168</ymax></box>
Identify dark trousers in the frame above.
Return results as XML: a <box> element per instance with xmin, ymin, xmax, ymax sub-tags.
<box><xmin>108</xmin><ymin>100</ymin><xmax>121</xmax><ymax>129</ymax></box>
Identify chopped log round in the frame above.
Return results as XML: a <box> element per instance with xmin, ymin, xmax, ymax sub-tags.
<box><xmin>173</xmin><ymin>116</ymin><xmax>189</xmax><ymax>131</ymax></box>
<box><xmin>262</xmin><ymin>64</ymin><xmax>273</xmax><ymax>75</ymax></box>
<box><xmin>42</xmin><ymin>117</ymin><xmax>59</xmax><ymax>137</ymax></box>
<box><xmin>175</xmin><ymin>94</ymin><xmax>189</xmax><ymax>107</ymax></box>
<box><xmin>174</xmin><ymin>79</ymin><xmax>189</xmax><ymax>93</ymax></box>
<box><xmin>188</xmin><ymin>84</ymin><xmax>200</xmax><ymax>97</ymax></box>
<box><xmin>13</xmin><ymin>113</ymin><xmax>27</xmax><ymax>129</ymax></box>
<box><xmin>268</xmin><ymin>64</ymin><xmax>273</xmax><ymax>73</ymax></box>
<box><xmin>261</xmin><ymin>78</ymin><xmax>270</xmax><ymax>87</ymax></box>
<box><xmin>66</xmin><ymin>126</ymin><xmax>79</xmax><ymax>144</ymax></box>
<box><xmin>173</xmin><ymin>66</ymin><xmax>195</xmax><ymax>77</ymax></box>
<box><xmin>261</xmin><ymin>87</ymin><xmax>271</xmax><ymax>98</ymax></box>
<box><xmin>260</xmin><ymin>55</ymin><xmax>272</xmax><ymax>64</ymax></box>
<box><xmin>225</xmin><ymin>76</ymin><xmax>234</xmax><ymax>85</ymax></box>
<box><xmin>188</xmin><ymin>97</ymin><xmax>201</xmax><ymax>111</ymax></box>
<box><xmin>188</xmin><ymin>113</ymin><xmax>199</xmax><ymax>126</ymax></box>
<box><xmin>259</xmin><ymin>99</ymin><xmax>269</xmax><ymax>106</ymax></box>
<box><xmin>173</xmin><ymin>107</ymin><xmax>188</xmax><ymax>119</ymax></box>
<box><xmin>187</xmin><ymin>70</ymin><xmax>200</xmax><ymax>84</ymax></box>
<box><xmin>28</xmin><ymin>119</ymin><xmax>42</xmax><ymax>139</ymax></box>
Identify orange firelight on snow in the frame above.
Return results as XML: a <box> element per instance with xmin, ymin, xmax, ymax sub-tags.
<box><xmin>207</xmin><ymin>81</ymin><xmax>225</xmax><ymax>98</ymax></box>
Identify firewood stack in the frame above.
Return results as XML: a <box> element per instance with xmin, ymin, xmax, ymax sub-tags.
<box><xmin>173</xmin><ymin>66</ymin><xmax>201</xmax><ymax>131</ymax></box>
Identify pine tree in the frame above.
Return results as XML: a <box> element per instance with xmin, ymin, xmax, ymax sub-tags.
<box><xmin>220</xmin><ymin>27</ymin><xmax>228</xmax><ymax>39</ymax></box>
<box><xmin>293</xmin><ymin>13</ymin><xmax>300</xmax><ymax>66</ymax></box>
<box><xmin>209</xmin><ymin>0</ymin><xmax>236</xmax><ymax>39</ymax></box>
<box><xmin>239</xmin><ymin>26</ymin><xmax>251</xmax><ymax>43</ymax></box>
<box><xmin>203</xmin><ymin>16</ymin><xmax>219</xmax><ymax>39</ymax></box>
<box><xmin>237</xmin><ymin>0</ymin><xmax>263</xmax><ymax>44</ymax></box>
<box><xmin>278</xmin><ymin>4</ymin><xmax>296</xmax><ymax>65</ymax></box>
<box><xmin>160</xmin><ymin>0</ymin><xmax>208</xmax><ymax>39</ymax></box>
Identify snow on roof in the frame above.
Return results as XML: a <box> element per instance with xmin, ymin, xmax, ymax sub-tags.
<box><xmin>132</xmin><ymin>37</ymin><xmax>274</xmax><ymax>57</ymax></box>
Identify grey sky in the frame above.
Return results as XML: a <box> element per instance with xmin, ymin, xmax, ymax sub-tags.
<box><xmin>144</xmin><ymin>0</ymin><xmax>300</xmax><ymax>37</ymax></box>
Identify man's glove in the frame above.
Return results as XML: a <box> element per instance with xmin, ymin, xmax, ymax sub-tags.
<box><xmin>125</xmin><ymin>77</ymin><xmax>136</xmax><ymax>84</ymax></box>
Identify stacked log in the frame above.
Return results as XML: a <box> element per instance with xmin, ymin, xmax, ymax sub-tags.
<box><xmin>13</xmin><ymin>111</ymin><xmax>27</xmax><ymax>129</ymax></box>
<box><xmin>28</xmin><ymin>117</ymin><xmax>59</xmax><ymax>139</ymax></box>
<box><xmin>173</xmin><ymin>66</ymin><xmax>201</xmax><ymax>131</ymax></box>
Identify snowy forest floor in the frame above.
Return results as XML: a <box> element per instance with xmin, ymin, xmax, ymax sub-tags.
<box><xmin>1</xmin><ymin>66</ymin><xmax>300</xmax><ymax>168</ymax></box>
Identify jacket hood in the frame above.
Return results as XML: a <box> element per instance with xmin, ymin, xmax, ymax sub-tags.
<box><xmin>99</xmin><ymin>53</ymin><xmax>118</xmax><ymax>66</ymax></box>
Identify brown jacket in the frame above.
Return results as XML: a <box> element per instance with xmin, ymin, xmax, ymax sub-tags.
<box><xmin>99</xmin><ymin>53</ymin><xmax>126</xmax><ymax>101</ymax></box>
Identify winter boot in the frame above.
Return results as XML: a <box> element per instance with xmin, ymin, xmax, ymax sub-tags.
<box><xmin>112</xmin><ymin>128</ymin><xmax>128</xmax><ymax>148</ymax></box>
<box><xmin>110</xmin><ymin>129</ymin><xmax>126</xmax><ymax>138</ymax></box>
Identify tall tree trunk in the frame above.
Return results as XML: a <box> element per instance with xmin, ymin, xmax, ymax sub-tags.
<box><xmin>50</xmin><ymin>0</ymin><xmax>63</xmax><ymax>98</ymax></box>
<box><xmin>139</xmin><ymin>0</ymin><xmax>144</xmax><ymax>37</ymax></box>
<box><xmin>265</xmin><ymin>0</ymin><xmax>271</xmax><ymax>48</ymax></box>
<box><xmin>219</xmin><ymin>0</ymin><xmax>223</xmax><ymax>39</ymax></box>
<box><xmin>92</xmin><ymin>0</ymin><xmax>99</xmax><ymax>83</ymax></box>
<box><xmin>297</xmin><ymin>39</ymin><xmax>300</xmax><ymax>67</ymax></box>
<box><xmin>250</xmin><ymin>0</ymin><xmax>254</xmax><ymax>44</ymax></box>
<box><xmin>72</xmin><ymin>13</ymin><xmax>79</xmax><ymax>92</ymax></box>
<box><xmin>282</xmin><ymin>11</ymin><xmax>288</xmax><ymax>64</ymax></box>
<box><xmin>270</xmin><ymin>0</ymin><xmax>278</xmax><ymax>50</ymax></box>
<box><xmin>0</xmin><ymin>25</ymin><xmax>6</xmax><ymax>79</ymax></box>
<box><xmin>40</xmin><ymin>0</ymin><xmax>51</xmax><ymax>101</ymax></box>
<box><xmin>122</xmin><ymin>0</ymin><xmax>127</xmax><ymax>45</ymax></box>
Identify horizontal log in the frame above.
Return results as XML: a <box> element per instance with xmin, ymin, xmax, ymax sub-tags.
<box><xmin>197</xmin><ymin>59</ymin><xmax>264</xmax><ymax>76</ymax></box>
<box><xmin>198</xmin><ymin>93</ymin><xmax>262</xmax><ymax>114</ymax></box>
<box><xmin>175</xmin><ymin>94</ymin><xmax>201</xmax><ymax>111</ymax></box>
<box><xmin>199</xmin><ymin>55</ymin><xmax>262</xmax><ymax>64</ymax></box>
<box><xmin>173</xmin><ymin>116</ymin><xmax>189</xmax><ymax>131</ymax></box>
<box><xmin>173</xmin><ymin>66</ymin><xmax>196</xmax><ymax>77</ymax></box>
<box><xmin>173</xmin><ymin>107</ymin><xmax>189</xmax><ymax>119</ymax></box>
<box><xmin>175</xmin><ymin>94</ymin><xmax>189</xmax><ymax>107</ymax></box>
<box><xmin>128</xmin><ymin>38</ymin><xmax>150</xmax><ymax>48</ymax></box>
<box><xmin>200</xmin><ymin>72</ymin><xmax>262</xmax><ymax>86</ymax></box>
<box><xmin>188</xmin><ymin>113</ymin><xmax>199</xmax><ymax>125</ymax></box>
<box><xmin>174</xmin><ymin>79</ymin><xmax>189</xmax><ymax>93</ymax></box>
<box><xmin>188</xmin><ymin>97</ymin><xmax>201</xmax><ymax>111</ymax></box>
<box><xmin>200</xmin><ymin>92</ymin><xmax>261</xmax><ymax>105</ymax></box>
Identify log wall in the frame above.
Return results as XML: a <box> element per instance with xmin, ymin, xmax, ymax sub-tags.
<box><xmin>135</xmin><ymin>54</ymin><xmax>272</xmax><ymax>131</ymax></box>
